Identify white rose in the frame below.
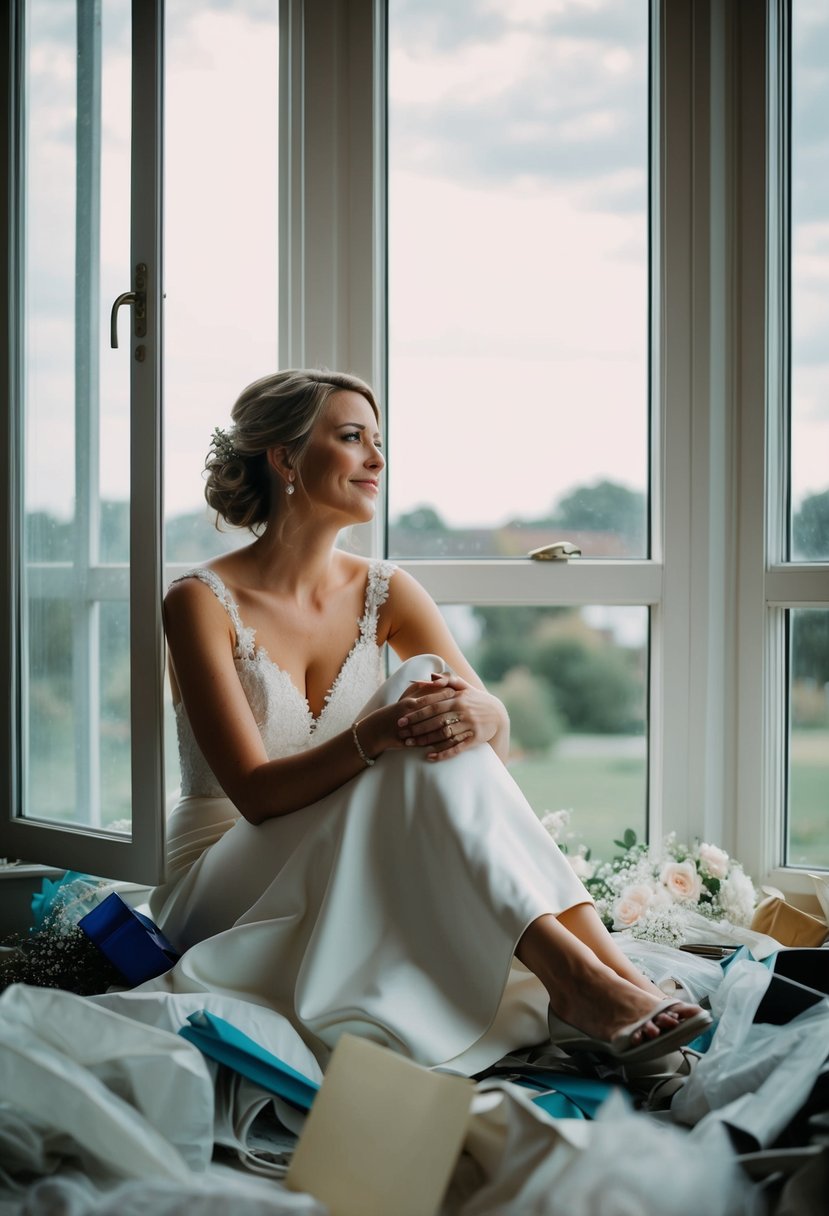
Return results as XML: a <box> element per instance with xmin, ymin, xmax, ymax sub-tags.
<box><xmin>568</xmin><ymin>853</ymin><xmax>595</xmax><ymax>880</ymax></box>
<box><xmin>613</xmin><ymin>883</ymin><xmax>654</xmax><ymax>929</ymax></box>
<box><xmin>660</xmin><ymin>859</ymin><xmax>702</xmax><ymax>903</ymax></box>
<box><xmin>718</xmin><ymin>867</ymin><xmax>757</xmax><ymax>925</ymax></box>
<box><xmin>698</xmin><ymin>842</ymin><xmax>730</xmax><ymax>879</ymax></box>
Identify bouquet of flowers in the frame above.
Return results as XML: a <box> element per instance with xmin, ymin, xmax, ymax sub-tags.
<box><xmin>541</xmin><ymin>810</ymin><xmax>757</xmax><ymax>945</ymax></box>
<box><xmin>0</xmin><ymin>871</ymin><xmax>120</xmax><ymax>996</ymax></box>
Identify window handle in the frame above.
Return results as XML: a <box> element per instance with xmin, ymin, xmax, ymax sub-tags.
<box><xmin>110</xmin><ymin>263</ymin><xmax>148</xmax><ymax>348</ymax></box>
<box><xmin>528</xmin><ymin>542</ymin><xmax>582</xmax><ymax>561</ymax></box>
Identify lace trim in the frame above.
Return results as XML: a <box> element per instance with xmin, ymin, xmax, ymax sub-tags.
<box><xmin>170</xmin><ymin>559</ymin><xmax>395</xmax><ymax>727</ymax></box>
<box><xmin>358</xmin><ymin>559</ymin><xmax>395</xmax><ymax>645</ymax></box>
<box><xmin>169</xmin><ymin>568</ymin><xmax>256</xmax><ymax>659</ymax></box>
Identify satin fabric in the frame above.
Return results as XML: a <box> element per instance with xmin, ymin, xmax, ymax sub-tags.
<box><xmin>149</xmin><ymin>656</ymin><xmax>591</xmax><ymax>1073</ymax></box>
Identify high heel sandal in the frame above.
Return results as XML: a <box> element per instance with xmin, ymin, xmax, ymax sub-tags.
<box><xmin>546</xmin><ymin>999</ymin><xmax>712</xmax><ymax>1066</ymax></box>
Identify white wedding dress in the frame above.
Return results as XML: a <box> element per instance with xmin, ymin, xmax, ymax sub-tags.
<box><xmin>148</xmin><ymin>562</ymin><xmax>591</xmax><ymax>1074</ymax></box>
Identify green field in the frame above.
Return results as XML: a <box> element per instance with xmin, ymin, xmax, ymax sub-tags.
<box><xmin>510</xmin><ymin>731</ymin><xmax>828</xmax><ymax>869</ymax></box>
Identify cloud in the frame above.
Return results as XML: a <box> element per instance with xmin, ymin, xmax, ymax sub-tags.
<box><xmin>389</xmin><ymin>0</ymin><xmax>648</xmax><ymax>208</ymax></box>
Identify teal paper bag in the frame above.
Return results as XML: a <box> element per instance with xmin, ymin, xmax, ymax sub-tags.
<box><xmin>179</xmin><ymin>1010</ymin><xmax>320</xmax><ymax>1111</ymax></box>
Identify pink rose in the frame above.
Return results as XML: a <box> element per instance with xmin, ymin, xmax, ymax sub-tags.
<box><xmin>660</xmin><ymin>859</ymin><xmax>702</xmax><ymax>902</ymax></box>
<box><xmin>698</xmin><ymin>842</ymin><xmax>729</xmax><ymax>879</ymax></box>
<box><xmin>613</xmin><ymin>883</ymin><xmax>654</xmax><ymax>928</ymax></box>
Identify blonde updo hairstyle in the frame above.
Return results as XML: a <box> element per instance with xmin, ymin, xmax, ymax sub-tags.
<box><xmin>204</xmin><ymin>369</ymin><xmax>379</xmax><ymax>533</ymax></box>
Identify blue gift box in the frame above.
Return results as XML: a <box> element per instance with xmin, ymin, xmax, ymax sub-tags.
<box><xmin>79</xmin><ymin>892</ymin><xmax>180</xmax><ymax>986</ymax></box>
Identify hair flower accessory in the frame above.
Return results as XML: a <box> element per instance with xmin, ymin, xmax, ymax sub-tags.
<box><xmin>211</xmin><ymin>425</ymin><xmax>240</xmax><ymax>463</ymax></box>
<box><xmin>541</xmin><ymin>811</ymin><xmax>757</xmax><ymax>946</ymax></box>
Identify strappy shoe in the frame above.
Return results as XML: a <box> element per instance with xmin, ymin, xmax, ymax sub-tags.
<box><xmin>546</xmin><ymin>999</ymin><xmax>712</xmax><ymax>1065</ymax></box>
<box><xmin>614</xmin><ymin>1045</ymin><xmax>701</xmax><ymax>1111</ymax></box>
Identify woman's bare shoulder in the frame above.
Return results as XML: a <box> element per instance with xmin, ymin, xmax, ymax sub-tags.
<box><xmin>163</xmin><ymin>568</ymin><xmax>232</xmax><ymax>633</ymax></box>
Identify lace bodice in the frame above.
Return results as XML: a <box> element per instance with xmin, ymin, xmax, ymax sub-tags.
<box><xmin>172</xmin><ymin>560</ymin><xmax>396</xmax><ymax>798</ymax></box>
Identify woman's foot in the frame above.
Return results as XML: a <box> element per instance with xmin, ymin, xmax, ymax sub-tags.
<box><xmin>517</xmin><ymin>912</ymin><xmax>707</xmax><ymax>1048</ymax></box>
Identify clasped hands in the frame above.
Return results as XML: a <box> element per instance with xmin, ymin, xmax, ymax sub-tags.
<box><xmin>390</xmin><ymin>672</ymin><xmax>499</xmax><ymax>761</ymax></box>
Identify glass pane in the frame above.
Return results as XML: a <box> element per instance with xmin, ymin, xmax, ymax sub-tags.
<box><xmin>791</xmin><ymin>1</ymin><xmax>829</xmax><ymax>561</ymax></box>
<box><xmin>164</xmin><ymin>2</ymin><xmax>279</xmax><ymax>563</ymax></box>
<box><xmin>787</xmin><ymin>608</ymin><xmax>829</xmax><ymax>867</ymax></box>
<box><xmin>22</xmin><ymin>0</ymin><xmax>132</xmax><ymax>828</ymax></box>
<box><xmin>99</xmin><ymin>601</ymin><xmax>131</xmax><ymax>831</ymax></box>
<box><xmin>445</xmin><ymin>604</ymin><xmax>648</xmax><ymax>858</ymax></box>
<box><xmin>387</xmin><ymin>0</ymin><xmax>650</xmax><ymax>559</ymax></box>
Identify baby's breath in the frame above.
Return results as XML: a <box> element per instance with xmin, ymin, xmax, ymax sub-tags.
<box><xmin>540</xmin><ymin>813</ymin><xmax>758</xmax><ymax>944</ymax></box>
<box><xmin>1</xmin><ymin>898</ymin><xmax>120</xmax><ymax>996</ymax></box>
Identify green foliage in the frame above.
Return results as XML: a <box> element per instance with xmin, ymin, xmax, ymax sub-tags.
<box><xmin>534</xmin><ymin>636</ymin><xmax>643</xmax><ymax>733</ymax></box>
<box><xmin>614</xmin><ymin>828</ymin><xmax>638</xmax><ymax>851</ymax></box>
<box><xmin>492</xmin><ymin>667</ymin><xmax>563</xmax><ymax>754</ymax></box>
<box><xmin>552</xmin><ymin>480</ymin><xmax>646</xmax><ymax>551</ymax></box>
<box><xmin>792</xmin><ymin>609</ymin><xmax>829</xmax><ymax>687</ymax></box>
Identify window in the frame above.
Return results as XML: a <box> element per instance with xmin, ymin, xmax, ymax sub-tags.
<box><xmin>1</xmin><ymin>0</ymin><xmax>164</xmax><ymax>881</ymax></box>
<box><xmin>785</xmin><ymin>0</ymin><xmax>829</xmax><ymax>867</ymax></box>
<box><xmin>3</xmin><ymin>0</ymin><xmax>826</xmax><ymax>890</ymax></box>
<box><xmin>386</xmin><ymin>0</ymin><xmax>652</xmax><ymax>854</ymax></box>
<box><xmin>0</xmin><ymin>0</ymin><xmax>278</xmax><ymax>881</ymax></box>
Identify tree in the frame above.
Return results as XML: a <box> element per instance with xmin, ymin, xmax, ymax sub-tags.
<box><xmin>533</xmin><ymin>636</ymin><xmax>643</xmax><ymax>734</ymax></box>
<box><xmin>793</xmin><ymin>489</ymin><xmax>829</xmax><ymax>560</ymax></box>
<box><xmin>393</xmin><ymin>505</ymin><xmax>450</xmax><ymax>532</ymax></box>
<box><xmin>553</xmin><ymin>480</ymin><xmax>646</xmax><ymax>550</ymax></box>
<box><xmin>492</xmin><ymin>667</ymin><xmax>563</xmax><ymax>754</ymax></box>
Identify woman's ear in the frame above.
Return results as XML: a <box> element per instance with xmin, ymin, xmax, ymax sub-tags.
<box><xmin>266</xmin><ymin>446</ymin><xmax>292</xmax><ymax>479</ymax></box>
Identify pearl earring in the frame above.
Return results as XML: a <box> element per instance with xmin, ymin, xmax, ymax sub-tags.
<box><xmin>285</xmin><ymin>481</ymin><xmax>295</xmax><ymax>496</ymax></box>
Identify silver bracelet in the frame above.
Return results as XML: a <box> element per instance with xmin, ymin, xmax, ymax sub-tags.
<box><xmin>351</xmin><ymin>719</ymin><xmax>376</xmax><ymax>767</ymax></box>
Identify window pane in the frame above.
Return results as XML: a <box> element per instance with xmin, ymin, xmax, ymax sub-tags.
<box><xmin>787</xmin><ymin>608</ymin><xmax>829</xmax><ymax>867</ymax></box>
<box><xmin>22</xmin><ymin>0</ymin><xmax>132</xmax><ymax>828</ymax></box>
<box><xmin>163</xmin><ymin>2</ymin><xmax>279</xmax><ymax>564</ymax></box>
<box><xmin>99</xmin><ymin>600</ymin><xmax>131</xmax><ymax>831</ymax></box>
<box><xmin>791</xmin><ymin>1</ymin><xmax>829</xmax><ymax>561</ymax></box>
<box><xmin>387</xmin><ymin>0</ymin><xmax>650</xmax><ymax>559</ymax></box>
<box><xmin>445</xmin><ymin>604</ymin><xmax>648</xmax><ymax>857</ymax></box>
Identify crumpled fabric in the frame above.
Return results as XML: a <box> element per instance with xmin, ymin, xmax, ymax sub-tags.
<box><xmin>452</xmin><ymin>1084</ymin><xmax>759</xmax><ymax>1215</ymax></box>
<box><xmin>672</xmin><ymin>957</ymin><xmax>829</xmax><ymax>1147</ymax></box>
<box><xmin>0</xmin><ymin>1168</ymin><xmax>326</xmax><ymax>1216</ymax></box>
<box><xmin>91</xmin><ymin>988</ymin><xmax>324</xmax><ymax>1139</ymax></box>
<box><xmin>0</xmin><ymin>984</ymin><xmax>214</xmax><ymax>1181</ymax></box>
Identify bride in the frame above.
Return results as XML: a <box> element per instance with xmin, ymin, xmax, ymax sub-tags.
<box><xmin>152</xmin><ymin>368</ymin><xmax>710</xmax><ymax>1073</ymax></box>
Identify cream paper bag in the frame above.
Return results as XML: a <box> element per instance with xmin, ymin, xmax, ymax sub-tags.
<box><xmin>286</xmin><ymin>1034</ymin><xmax>473</xmax><ymax>1216</ymax></box>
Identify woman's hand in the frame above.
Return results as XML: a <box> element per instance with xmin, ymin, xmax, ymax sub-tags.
<box><xmin>394</xmin><ymin>672</ymin><xmax>506</xmax><ymax>761</ymax></box>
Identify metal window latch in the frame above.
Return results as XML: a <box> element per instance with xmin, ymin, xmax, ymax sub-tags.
<box><xmin>110</xmin><ymin>263</ymin><xmax>147</xmax><ymax>348</ymax></box>
<box><xmin>528</xmin><ymin>541</ymin><xmax>582</xmax><ymax>561</ymax></box>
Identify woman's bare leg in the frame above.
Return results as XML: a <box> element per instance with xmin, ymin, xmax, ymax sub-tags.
<box><xmin>516</xmin><ymin>909</ymin><xmax>701</xmax><ymax>1045</ymax></box>
<box><xmin>557</xmin><ymin>903</ymin><xmax>669</xmax><ymax>994</ymax></box>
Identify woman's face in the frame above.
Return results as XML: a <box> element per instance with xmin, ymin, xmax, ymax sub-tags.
<box><xmin>298</xmin><ymin>390</ymin><xmax>385</xmax><ymax>524</ymax></box>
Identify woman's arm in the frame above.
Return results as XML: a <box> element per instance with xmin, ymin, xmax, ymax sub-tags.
<box><xmin>376</xmin><ymin>568</ymin><xmax>511</xmax><ymax>763</ymax></box>
<box><xmin>164</xmin><ymin>578</ymin><xmax>415</xmax><ymax>824</ymax></box>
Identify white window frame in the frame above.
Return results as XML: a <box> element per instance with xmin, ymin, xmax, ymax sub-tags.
<box><xmin>0</xmin><ymin>0</ymin><xmax>165</xmax><ymax>883</ymax></box>
<box><xmin>733</xmin><ymin>0</ymin><xmax>829</xmax><ymax>895</ymax></box>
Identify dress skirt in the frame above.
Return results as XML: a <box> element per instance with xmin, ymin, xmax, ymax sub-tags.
<box><xmin>149</xmin><ymin>656</ymin><xmax>592</xmax><ymax>1074</ymax></box>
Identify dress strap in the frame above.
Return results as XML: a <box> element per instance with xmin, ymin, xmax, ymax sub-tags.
<box><xmin>169</xmin><ymin>568</ymin><xmax>257</xmax><ymax>660</ymax></box>
<box><xmin>357</xmin><ymin>560</ymin><xmax>396</xmax><ymax>645</ymax></box>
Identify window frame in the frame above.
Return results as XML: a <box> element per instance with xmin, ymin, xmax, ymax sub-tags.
<box><xmin>733</xmin><ymin>0</ymin><xmax>829</xmax><ymax>894</ymax></box>
<box><xmin>0</xmin><ymin>0</ymin><xmax>166</xmax><ymax>883</ymax></box>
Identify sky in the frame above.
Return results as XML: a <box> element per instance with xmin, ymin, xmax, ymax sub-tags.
<box><xmin>20</xmin><ymin>0</ymin><xmax>829</xmax><ymax>536</ymax></box>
